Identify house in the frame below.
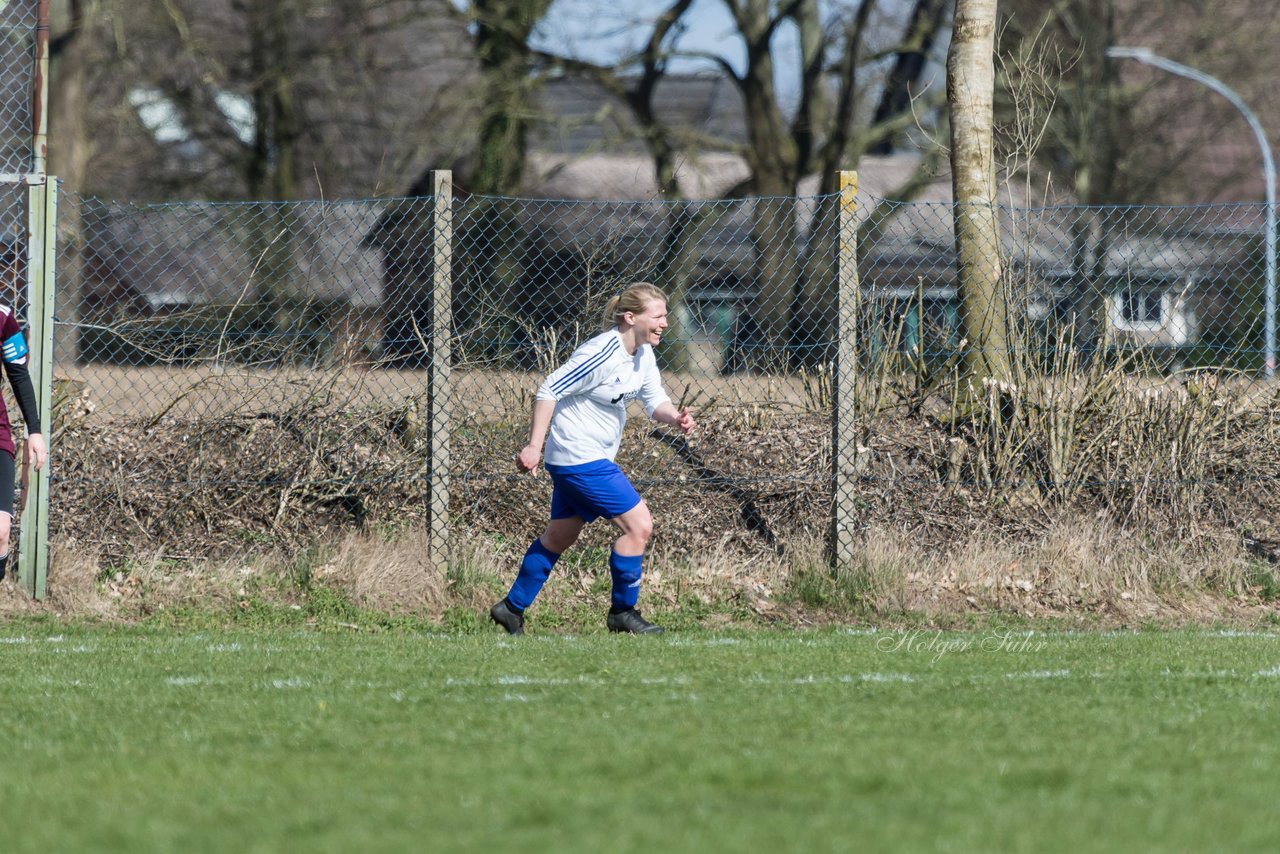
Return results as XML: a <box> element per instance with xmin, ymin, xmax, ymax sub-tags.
<box><xmin>368</xmin><ymin>130</ymin><xmax>1257</xmax><ymax>373</ymax></box>
<box><xmin>92</xmin><ymin>71</ymin><xmax>1261</xmax><ymax>372</ymax></box>
<box><xmin>841</xmin><ymin>203</ymin><xmax>1256</xmax><ymax>363</ymax></box>
<box><xmin>77</xmin><ymin>197</ymin><xmax>385</xmax><ymax>366</ymax></box>
<box><xmin>1045</xmin><ymin>229</ymin><xmax>1255</xmax><ymax>355</ymax></box>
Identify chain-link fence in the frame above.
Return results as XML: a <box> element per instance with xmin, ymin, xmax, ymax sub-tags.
<box><xmin>0</xmin><ymin>0</ymin><xmax>36</xmax><ymax>178</ymax></box>
<box><xmin>48</xmin><ymin>179</ymin><xmax>1280</xmax><ymax>566</ymax></box>
<box><xmin>0</xmin><ymin>1</ymin><xmax>54</xmax><ymax>597</ymax></box>
<box><xmin>0</xmin><ymin>0</ymin><xmax>41</xmax><ymax>332</ymax></box>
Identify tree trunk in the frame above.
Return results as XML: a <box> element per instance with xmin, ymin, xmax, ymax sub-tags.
<box><xmin>948</xmin><ymin>0</ymin><xmax>1010</xmax><ymax>386</ymax></box>
<box><xmin>468</xmin><ymin>0</ymin><xmax>550</xmax><ymax>361</ymax></box>
<box><xmin>729</xmin><ymin>0</ymin><xmax>801</xmax><ymax>368</ymax></box>
<box><xmin>653</xmin><ymin>201</ymin><xmax>718</xmax><ymax>373</ymax></box>
<box><xmin>48</xmin><ymin>0</ymin><xmax>91</xmax><ymax>191</ymax></box>
<box><xmin>749</xmin><ymin>194</ymin><xmax>801</xmax><ymax>371</ymax></box>
<box><xmin>240</xmin><ymin>3</ymin><xmax>302</xmax><ymax>360</ymax></box>
<box><xmin>1066</xmin><ymin>200</ymin><xmax>1107</xmax><ymax>358</ymax></box>
<box><xmin>48</xmin><ymin>0</ymin><xmax>91</xmax><ymax>367</ymax></box>
<box><xmin>794</xmin><ymin>194</ymin><xmax>839</xmax><ymax>367</ymax></box>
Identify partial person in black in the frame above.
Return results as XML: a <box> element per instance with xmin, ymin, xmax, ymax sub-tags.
<box><xmin>0</xmin><ymin>280</ymin><xmax>47</xmax><ymax>581</ymax></box>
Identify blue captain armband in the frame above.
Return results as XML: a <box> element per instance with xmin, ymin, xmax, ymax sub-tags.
<box><xmin>2</xmin><ymin>331</ymin><xmax>27</xmax><ymax>363</ymax></box>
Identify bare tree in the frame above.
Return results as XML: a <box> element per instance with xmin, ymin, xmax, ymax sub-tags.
<box><xmin>949</xmin><ymin>0</ymin><xmax>1009</xmax><ymax>385</ymax></box>
<box><xmin>470</xmin><ymin>0</ymin><xmax>554</xmax><ymax>195</ymax></box>
<box><xmin>994</xmin><ymin>0</ymin><xmax>1280</xmax><ymax>355</ymax></box>
<box><xmin>469</xmin><ymin>0</ymin><xmax>553</xmax><ymax>333</ymax></box>
<box><xmin>718</xmin><ymin>0</ymin><xmax>949</xmax><ymax>368</ymax></box>
<box><xmin>49</xmin><ymin>0</ymin><xmax>92</xmax><ymax>190</ymax></box>
<box><xmin>527</xmin><ymin>0</ymin><xmax>715</xmax><ymax>369</ymax></box>
<box><xmin>49</xmin><ymin>0</ymin><xmax>94</xmax><ymax>366</ymax></box>
<box><xmin>997</xmin><ymin>0</ymin><xmax>1280</xmax><ymax>207</ymax></box>
<box><xmin>869</xmin><ymin>0</ymin><xmax>949</xmax><ymax>155</ymax></box>
<box><xmin>67</xmin><ymin>0</ymin><xmax>473</xmax><ymax>201</ymax></box>
<box><xmin>545</xmin><ymin>0</ymin><xmax>950</xmax><ymax>368</ymax></box>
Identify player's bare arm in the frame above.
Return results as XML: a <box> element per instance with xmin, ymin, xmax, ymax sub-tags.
<box><xmin>652</xmin><ymin>401</ymin><xmax>695</xmax><ymax>435</ymax></box>
<box><xmin>518</xmin><ymin>398</ymin><xmax>556</xmax><ymax>472</ymax></box>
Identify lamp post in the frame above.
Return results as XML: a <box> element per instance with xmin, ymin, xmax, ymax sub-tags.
<box><xmin>1106</xmin><ymin>46</ymin><xmax>1277</xmax><ymax>377</ymax></box>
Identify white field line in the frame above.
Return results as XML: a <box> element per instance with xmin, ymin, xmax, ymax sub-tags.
<box><xmin>18</xmin><ymin>666</ymin><xmax>1280</xmax><ymax>695</ymax></box>
<box><xmin>436</xmin><ymin>667</ymin><xmax>1280</xmax><ymax>689</ymax></box>
<box><xmin>1211</xmin><ymin>630</ymin><xmax>1280</xmax><ymax>638</ymax></box>
<box><xmin>12</xmin><ymin>631</ymin><xmax>1280</xmax><ymax>656</ymax></box>
<box><xmin>270</xmin><ymin>677</ymin><xmax>309</xmax><ymax>689</ymax></box>
<box><xmin>4</xmin><ymin>631</ymin><xmax>1280</xmax><ymax>694</ymax></box>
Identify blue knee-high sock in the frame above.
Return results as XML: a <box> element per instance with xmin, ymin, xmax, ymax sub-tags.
<box><xmin>507</xmin><ymin>539</ymin><xmax>560</xmax><ymax>611</ymax></box>
<box><xmin>609</xmin><ymin>551</ymin><xmax>644</xmax><ymax>611</ymax></box>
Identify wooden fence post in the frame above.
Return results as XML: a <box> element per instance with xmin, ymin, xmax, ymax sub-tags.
<box><xmin>18</xmin><ymin>177</ymin><xmax>56</xmax><ymax>599</ymax></box>
<box><xmin>428</xmin><ymin>170</ymin><xmax>453</xmax><ymax>565</ymax></box>
<box><xmin>829</xmin><ymin>171</ymin><xmax>859</xmax><ymax>571</ymax></box>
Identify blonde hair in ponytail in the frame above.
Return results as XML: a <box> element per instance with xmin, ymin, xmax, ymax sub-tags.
<box><xmin>602</xmin><ymin>282</ymin><xmax>667</xmax><ymax>331</ymax></box>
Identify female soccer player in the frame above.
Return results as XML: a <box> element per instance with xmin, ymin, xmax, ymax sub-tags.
<box><xmin>490</xmin><ymin>282</ymin><xmax>695</xmax><ymax>635</ymax></box>
<box><xmin>0</xmin><ymin>299</ymin><xmax>46</xmax><ymax>581</ymax></box>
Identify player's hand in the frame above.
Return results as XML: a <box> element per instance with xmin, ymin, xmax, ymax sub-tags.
<box><xmin>516</xmin><ymin>444</ymin><xmax>541</xmax><ymax>472</ymax></box>
<box><xmin>24</xmin><ymin>433</ymin><xmax>46</xmax><ymax>472</ymax></box>
<box><xmin>674</xmin><ymin>407</ymin><xmax>696</xmax><ymax>435</ymax></box>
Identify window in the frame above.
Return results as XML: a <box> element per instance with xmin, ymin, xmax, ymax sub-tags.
<box><xmin>1120</xmin><ymin>288</ymin><xmax>1164</xmax><ymax>325</ymax></box>
<box><xmin>1109</xmin><ymin>285</ymin><xmax>1168</xmax><ymax>332</ymax></box>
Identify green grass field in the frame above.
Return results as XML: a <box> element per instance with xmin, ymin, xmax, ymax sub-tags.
<box><xmin>3</xmin><ymin>622</ymin><xmax>1280</xmax><ymax>853</ymax></box>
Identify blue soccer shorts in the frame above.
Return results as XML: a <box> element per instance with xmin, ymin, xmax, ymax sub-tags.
<box><xmin>545</xmin><ymin>459</ymin><xmax>642</xmax><ymax>523</ymax></box>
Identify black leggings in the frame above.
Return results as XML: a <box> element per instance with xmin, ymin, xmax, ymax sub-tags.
<box><xmin>0</xmin><ymin>450</ymin><xmax>14</xmax><ymax>517</ymax></box>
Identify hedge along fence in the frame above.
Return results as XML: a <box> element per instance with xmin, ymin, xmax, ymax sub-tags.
<box><xmin>44</xmin><ymin>171</ymin><xmax>1280</xmax><ymax>579</ymax></box>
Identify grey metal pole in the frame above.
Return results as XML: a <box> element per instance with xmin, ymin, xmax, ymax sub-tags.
<box><xmin>1107</xmin><ymin>46</ymin><xmax>1277</xmax><ymax>377</ymax></box>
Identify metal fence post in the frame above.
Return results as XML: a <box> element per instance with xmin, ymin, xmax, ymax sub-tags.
<box><xmin>18</xmin><ymin>176</ymin><xmax>54</xmax><ymax>599</ymax></box>
<box><xmin>829</xmin><ymin>170</ymin><xmax>859</xmax><ymax>570</ymax></box>
<box><xmin>428</xmin><ymin>170</ymin><xmax>453</xmax><ymax>564</ymax></box>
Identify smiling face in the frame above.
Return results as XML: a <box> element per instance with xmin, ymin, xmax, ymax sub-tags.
<box><xmin>625</xmin><ymin>299</ymin><xmax>669</xmax><ymax>347</ymax></box>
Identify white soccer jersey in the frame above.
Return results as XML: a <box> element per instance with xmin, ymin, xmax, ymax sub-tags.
<box><xmin>537</xmin><ymin>329</ymin><xmax>671</xmax><ymax>466</ymax></box>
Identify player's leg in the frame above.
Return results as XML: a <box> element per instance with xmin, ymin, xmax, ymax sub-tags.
<box><xmin>611</xmin><ymin>498</ymin><xmax>652</xmax><ymax>557</ymax></box>
<box><xmin>505</xmin><ymin>515</ymin><xmax>584</xmax><ymax>611</ymax></box>
<box><xmin>606</xmin><ymin>500</ymin><xmax>662</xmax><ymax>634</ymax></box>
<box><xmin>491</xmin><ymin>480</ymin><xmax>588</xmax><ymax>635</ymax></box>
<box><xmin>0</xmin><ymin>451</ymin><xmax>14</xmax><ymax>581</ymax></box>
<box><xmin>0</xmin><ymin>512</ymin><xmax>10</xmax><ymax>582</ymax></box>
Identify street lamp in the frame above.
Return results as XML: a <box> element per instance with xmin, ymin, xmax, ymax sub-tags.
<box><xmin>1106</xmin><ymin>46</ymin><xmax>1277</xmax><ymax>377</ymax></box>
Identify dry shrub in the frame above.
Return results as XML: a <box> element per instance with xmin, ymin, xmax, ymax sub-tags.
<box><xmin>0</xmin><ymin>571</ymin><xmax>56</xmax><ymax>616</ymax></box>
<box><xmin>42</xmin><ymin>544</ymin><xmax>115</xmax><ymax>617</ymax></box>
<box><xmin>649</xmin><ymin>531</ymin><xmax>814</xmax><ymax>613</ymax></box>
<box><xmin>31</xmin><ymin>360</ymin><xmax>1280</xmax><ymax>624</ymax></box>
<box><xmin>955</xmin><ymin>348</ymin><xmax>1280</xmax><ymax>536</ymax></box>
<box><xmin>840</xmin><ymin>514</ymin><xmax>1261</xmax><ymax>621</ymax></box>
<box><xmin>310</xmin><ymin>529</ymin><xmax>447</xmax><ymax>613</ymax></box>
<box><xmin>19</xmin><ymin>508</ymin><xmax>1272</xmax><ymax>629</ymax></box>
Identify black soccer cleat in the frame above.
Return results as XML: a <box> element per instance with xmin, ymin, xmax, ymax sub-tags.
<box><xmin>607</xmin><ymin>607</ymin><xmax>664</xmax><ymax>634</ymax></box>
<box><xmin>489</xmin><ymin>599</ymin><xmax>525</xmax><ymax>636</ymax></box>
